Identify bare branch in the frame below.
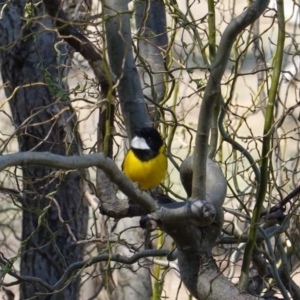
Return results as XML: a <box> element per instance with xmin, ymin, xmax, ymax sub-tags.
<box><xmin>152</xmin><ymin>200</ymin><xmax>216</xmax><ymax>227</ymax></box>
<box><xmin>1</xmin><ymin>249</ymin><xmax>170</xmax><ymax>294</ymax></box>
<box><xmin>52</xmin><ymin>249</ymin><xmax>170</xmax><ymax>291</ymax></box>
<box><xmin>104</xmin><ymin>0</ymin><xmax>150</xmax><ymax>137</ymax></box>
<box><xmin>43</xmin><ymin>0</ymin><xmax>109</xmax><ymax>85</ymax></box>
<box><xmin>192</xmin><ymin>0</ymin><xmax>270</xmax><ymax>199</ymax></box>
<box><xmin>0</xmin><ymin>152</ymin><xmax>157</xmax><ymax>213</ymax></box>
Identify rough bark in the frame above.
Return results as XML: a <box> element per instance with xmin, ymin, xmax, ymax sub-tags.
<box><xmin>0</xmin><ymin>1</ymin><xmax>88</xmax><ymax>299</ymax></box>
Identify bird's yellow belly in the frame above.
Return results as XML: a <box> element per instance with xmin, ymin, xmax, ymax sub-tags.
<box><xmin>123</xmin><ymin>151</ymin><xmax>167</xmax><ymax>190</ymax></box>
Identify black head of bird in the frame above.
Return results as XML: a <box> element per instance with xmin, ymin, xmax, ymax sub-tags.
<box><xmin>131</xmin><ymin>127</ymin><xmax>164</xmax><ymax>159</ymax></box>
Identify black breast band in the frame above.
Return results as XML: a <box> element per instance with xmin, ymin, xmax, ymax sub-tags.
<box><xmin>132</xmin><ymin>148</ymin><xmax>158</xmax><ymax>161</ymax></box>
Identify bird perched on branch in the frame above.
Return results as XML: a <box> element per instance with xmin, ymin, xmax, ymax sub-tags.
<box><xmin>122</xmin><ymin>127</ymin><xmax>167</xmax><ymax>190</ymax></box>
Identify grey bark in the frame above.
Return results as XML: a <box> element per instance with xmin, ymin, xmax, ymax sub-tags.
<box><xmin>135</xmin><ymin>0</ymin><xmax>168</xmax><ymax>122</ymax></box>
<box><xmin>0</xmin><ymin>1</ymin><xmax>88</xmax><ymax>299</ymax></box>
<box><xmin>104</xmin><ymin>0</ymin><xmax>150</xmax><ymax>138</ymax></box>
<box><xmin>104</xmin><ymin>1</ymin><xmax>153</xmax><ymax>298</ymax></box>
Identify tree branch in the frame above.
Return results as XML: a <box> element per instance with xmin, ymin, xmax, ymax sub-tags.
<box><xmin>52</xmin><ymin>249</ymin><xmax>170</xmax><ymax>291</ymax></box>
<box><xmin>180</xmin><ymin>156</ymin><xmax>227</xmax><ymax>209</ymax></box>
<box><xmin>260</xmin><ymin>185</ymin><xmax>300</xmax><ymax>218</ymax></box>
<box><xmin>1</xmin><ymin>249</ymin><xmax>170</xmax><ymax>294</ymax></box>
<box><xmin>0</xmin><ymin>152</ymin><xmax>157</xmax><ymax>213</ymax></box>
<box><xmin>240</xmin><ymin>0</ymin><xmax>284</xmax><ymax>290</ymax></box>
<box><xmin>135</xmin><ymin>0</ymin><xmax>168</xmax><ymax>107</ymax></box>
<box><xmin>192</xmin><ymin>0</ymin><xmax>270</xmax><ymax>199</ymax></box>
<box><xmin>43</xmin><ymin>0</ymin><xmax>108</xmax><ymax>85</ymax></box>
<box><xmin>154</xmin><ymin>200</ymin><xmax>216</xmax><ymax>226</ymax></box>
<box><xmin>160</xmin><ymin>200</ymin><xmax>216</xmax><ymax>226</ymax></box>
<box><xmin>104</xmin><ymin>0</ymin><xmax>150</xmax><ymax>137</ymax></box>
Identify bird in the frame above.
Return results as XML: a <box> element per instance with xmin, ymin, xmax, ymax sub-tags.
<box><xmin>122</xmin><ymin>127</ymin><xmax>168</xmax><ymax>190</ymax></box>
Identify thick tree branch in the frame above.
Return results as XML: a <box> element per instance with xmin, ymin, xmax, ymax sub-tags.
<box><xmin>153</xmin><ymin>200</ymin><xmax>216</xmax><ymax>227</ymax></box>
<box><xmin>0</xmin><ymin>152</ymin><xmax>157</xmax><ymax>213</ymax></box>
<box><xmin>0</xmin><ymin>2</ymin><xmax>89</xmax><ymax>298</ymax></box>
<box><xmin>96</xmin><ymin>168</ymin><xmax>130</xmax><ymax>217</ymax></box>
<box><xmin>0</xmin><ymin>152</ymin><xmax>220</xmax><ymax>227</ymax></box>
<box><xmin>135</xmin><ymin>0</ymin><xmax>168</xmax><ymax>108</ymax></box>
<box><xmin>180</xmin><ymin>156</ymin><xmax>226</xmax><ymax>209</ymax></box>
<box><xmin>104</xmin><ymin>0</ymin><xmax>150</xmax><ymax>137</ymax></box>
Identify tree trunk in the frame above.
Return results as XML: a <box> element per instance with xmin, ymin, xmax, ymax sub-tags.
<box><xmin>0</xmin><ymin>1</ymin><xmax>88</xmax><ymax>299</ymax></box>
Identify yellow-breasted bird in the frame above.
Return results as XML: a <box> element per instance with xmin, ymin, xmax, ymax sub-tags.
<box><xmin>122</xmin><ymin>127</ymin><xmax>168</xmax><ymax>190</ymax></box>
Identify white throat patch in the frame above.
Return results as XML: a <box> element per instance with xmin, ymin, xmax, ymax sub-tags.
<box><xmin>131</xmin><ymin>136</ymin><xmax>150</xmax><ymax>150</ymax></box>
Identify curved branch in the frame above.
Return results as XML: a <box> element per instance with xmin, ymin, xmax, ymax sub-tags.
<box><xmin>43</xmin><ymin>0</ymin><xmax>108</xmax><ymax>85</ymax></box>
<box><xmin>261</xmin><ymin>185</ymin><xmax>300</xmax><ymax>218</ymax></box>
<box><xmin>53</xmin><ymin>249</ymin><xmax>170</xmax><ymax>291</ymax></box>
<box><xmin>2</xmin><ymin>249</ymin><xmax>170</xmax><ymax>293</ymax></box>
<box><xmin>192</xmin><ymin>0</ymin><xmax>270</xmax><ymax>199</ymax></box>
<box><xmin>240</xmin><ymin>0</ymin><xmax>284</xmax><ymax>291</ymax></box>
<box><xmin>0</xmin><ymin>152</ymin><xmax>157</xmax><ymax>213</ymax></box>
<box><xmin>218</xmin><ymin>99</ymin><xmax>261</xmax><ymax>183</ymax></box>
<box><xmin>180</xmin><ymin>156</ymin><xmax>227</xmax><ymax>209</ymax></box>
